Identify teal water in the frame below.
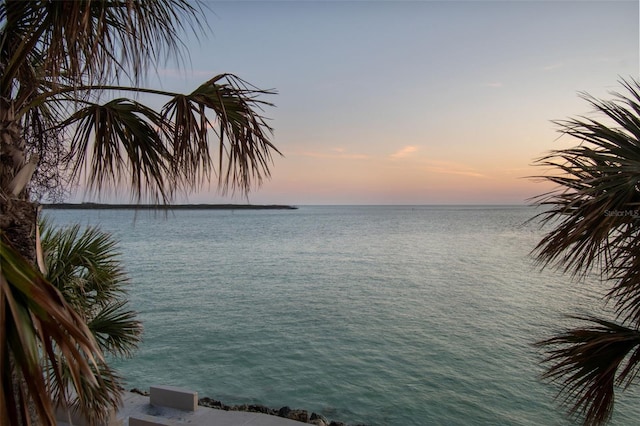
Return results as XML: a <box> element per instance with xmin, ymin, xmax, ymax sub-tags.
<box><xmin>47</xmin><ymin>205</ymin><xmax>639</xmax><ymax>425</ymax></box>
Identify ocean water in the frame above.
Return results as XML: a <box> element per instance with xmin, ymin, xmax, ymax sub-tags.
<box><xmin>46</xmin><ymin>205</ymin><xmax>639</xmax><ymax>425</ymax></box>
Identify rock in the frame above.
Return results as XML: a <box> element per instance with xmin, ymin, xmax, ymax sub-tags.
<box><xmin>278</xmin><ymin>406</ymin><xmax>291</xmax><ymax>418</ymax></box>
<box><xmin>309</xmin><ymin>412</ymin><xmax>329</xmax><ymax>426</ymax></box>
<box><xmin>310</xmin><ymin>412</ymin><xmax>329</xmax><ymax>426</ymax></box>
<box><xmin>195</xmin><ymin>395</ymin><xmax>361</xmax><ymax>425</ymax></box>
<box><xmin>287</xmin><ymin>409</ymin><xmax>309</xmax><ymax>423</ymax></box>
<box><xmin>232</xmin><ymin>404</ymin><xmax>249</xmax><ymax>412</ymax></box>
<box><xmin>248</xmin><ymin>404</ymin><xmax>275</xmax><ymax>415</ymax></box>
<box><xmin>130</xmin><ymin>388</ymin><xmax>149</xmax><ymax>396</ymax></box>
<box><xmin>198</xmin><ymin>397</ymin><xmax>230</xmax><ymax>410</ymax></box>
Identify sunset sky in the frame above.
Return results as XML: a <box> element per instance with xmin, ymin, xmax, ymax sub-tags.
<box><xmin>97</xmin><ymin>1</ymin><xmax>639</xmax><ymax>205</ymax></box>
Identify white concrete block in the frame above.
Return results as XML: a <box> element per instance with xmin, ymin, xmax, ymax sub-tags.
<box><xmin>149</xmin><ymin>385</ymin><xmax>198</xmax><ymax>411</ymax></box>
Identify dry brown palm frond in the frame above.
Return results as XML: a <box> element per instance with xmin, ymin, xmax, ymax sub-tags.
<box><xmin>163</xmin><ymin>74</ymin><xmax>279</xmax><ymax>195</ymax></box>
<box><xmin>532</xmin><ymin>78</ymin><xmax>640</xmax><ymax>316</ymax></box>
<box><xmin>53</xmin><ymin>74</ymin><xmax>278</xmax><ymax>204</ymax></box>
<box><xmin>61</xmin><ymin>97</ymin><xmax>174</xmax><ymax>203</ymax></box>
<box><xmin>536</xmin><ymin>316</ymin><xmax>640</xmax><ymax>426</ymax></box>
<box><xmin>0</xmin><ymin>235</ymin><xmax>114</xmax><ymax>426</ymax></box>
<box><xmin>532</xmin><ymin>77</ymin><xmax>640</xmax><ymax>425</ymax></box>
<box><xmin>1</xmin><ymin>0</ymin><xmax>205</xmax><ymax>92</ymax></box>
<box><xmin>1</xmin><ymin>1</ymin><xmax>279</xmax><ymax>421</ymax></box>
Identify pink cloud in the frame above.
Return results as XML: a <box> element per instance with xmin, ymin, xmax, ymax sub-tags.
<box><xmin>390</xmin><ymin>146</ymin><xmax>419</xmax><ymax>159</ymax></box>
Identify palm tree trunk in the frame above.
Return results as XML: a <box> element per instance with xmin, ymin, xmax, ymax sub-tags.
<box><xmin>1</xmin><ymin>98</ymin><xmax>41</xmax><ymax>425</ymax></box>
<box><xmin>0</xmin><ymin>199</ymin><xmax>38</xmax><ymax>259</ymax></box>
<box><xmin>1</xmin><ymin>97</ymin><xmax>37</xmax><ymax>258</ymax></box>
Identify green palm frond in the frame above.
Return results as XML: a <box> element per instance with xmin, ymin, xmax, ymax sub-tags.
<box><xmin>537</xmin><ymin>316</ymin><xmax>640</xmax><ymax>426</ymax></box>
<box><xmin>89</xmin><ymin>300</ymin><xmax>141</xmax><ymax>358</ymax></box>
<box><xmin>41</xmin><ymin>220</ymin><xmax>128</xmax><ymax>312</ymax></box>
<box><xmin>40</xmin><ymin>220</ymin><xmax>141</xmax><ymax>357</ymax></box>
<box><xmin>4</xmin><ymin>2</ymin><xmax>279</xmax><ymax>203</ymax></box>
<box><xmin>0</xmin><ymin>235</ymin><xmax>109</xmax><ymax>425</ymax></box>
<box><xmin>38</xmin><ymin>220</ymin><xmax>141</xmax><ymax>422</ymax></box>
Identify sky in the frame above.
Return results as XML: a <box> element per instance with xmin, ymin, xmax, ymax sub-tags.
<box><xmin>93</xmin><ymin>0</ymin><xmax>639</xmax><ymax>205</ymax></box>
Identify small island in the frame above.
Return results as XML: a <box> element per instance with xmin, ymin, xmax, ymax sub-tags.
<box><xmin>42</xmin><ymin>203</ymin><xmax>298</xmax><ymax>210</ymax></box>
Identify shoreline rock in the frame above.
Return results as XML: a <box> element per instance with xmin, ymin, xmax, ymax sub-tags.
<box><xmin>129</xmin><ymin>388</ymin><xmax>366</xmax><ymax>426</ymax></box>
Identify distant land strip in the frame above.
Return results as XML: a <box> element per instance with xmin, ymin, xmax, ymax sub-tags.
<box><xmin>42</xmin><ymin>203</ymin><xmax>298</xmax><ymax>210</ymax></box>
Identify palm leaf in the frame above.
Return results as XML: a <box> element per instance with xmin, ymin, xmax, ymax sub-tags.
<box><xmin>41</xmin><ymin>220</ymin><xmax>128</xmax><ymax>311</ymax></box>
<box><xmin>47</xmin><ymin>356</ymin><xmax>124</xmax><ymax>426</ymax></box>
<box><xmin>531</xmin><ymin>78</ymin><xmax>640</xmax><ymax>318</ymax></box>
<box><xmin>162</xmin><ymin>74</ymin><xmax>279</xmax><ymax>195</ymax></box>
<box><xmin>532</xmin><ymin>78</ymin><xmax>640</xmax><ymax>425</ymax></box>
<box><xmin>537</xmin><ymin>316</ymin><xmax>640</xmax><ymax>425</ymax></box>
<box><xmin>0</xmin><ymin>235</ymin><xmax>112</xmax><ymax>425</ymax></box>
<box><xmin>40</xmin><ymin>219</ymin><xmax>141</xmax><ymax>356</ymax></box>
<box><xmin>37</xmin><ymin>220</ymin><xmax>141</xmax><ymax>423</ymax></box>
<box><xmin>89</xmin><ymin>300</ymin><xmax>141</xmax><ymax>358</ymax></box>
<box><xmin>62</xmin><ymin>98</ymin><xmax>174</xmax><ymax>203</ymax></box>
<box><xmin>54</xmin><ymin>74</ymin><xmax>279</xmax><ymax>203</ymax></box>
<box><xmin>1</xmin><ymin>0</ymin><xmax>205</xmax><ymax>92</ymax></box>
<box><xmin>2</xmin><ymin>1</ymin><xmax>277</xmax><ymax>423</ymax></box>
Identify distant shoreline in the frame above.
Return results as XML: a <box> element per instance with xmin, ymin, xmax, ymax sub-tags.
<box><xmin>41</xmin><ymin>203</ymin><xmax>298</xmax><ymax>210</ymax></box>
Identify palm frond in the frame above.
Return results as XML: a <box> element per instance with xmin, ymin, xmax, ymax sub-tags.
<box><xmin>0</xmin><ymin>235</ymin><xmax>112</xmax><ymax>425</ymax></box>
<box><xmin>62</xmin><ymin>98</ymin><xmax>174</xmax><ymax>203</ymax></box>
<box><xmin>53</xmin><ymin>74</ymin><xmax>279</xmax><ymax>203</ymax></box>
<box><xmin>0</xmin><ymin>0</ymin><xmax>45</xmax><ymax>98</ymax></box>
<box><xmin>162</xmin><ymin>73</ymin><xmax>279</xmax><ymax>195</ymax></box>
<box><xmin>89</xmin><ymin>300</ymin><xmax>141</xmax><ymax>358</ymax></box>
<box><xmin>33</xmin><ymin>220</ymin><xmax>141</xmax><ymax>423</ymax></box>
<box><xmin>41</xmin><ymin>220</ymin><xmax>128</xmax><ymax>311</ymax></box>
<box><xmin>531</xmin><ymin>78</ymin><xmax>640</xmax><ymax>305</ymax></box>
<box><xmin>40</xmin><ymin>219</ymin><xmax>141</xmax><ymax>357</ymax></box>
<box><xmin>531</xmin><ymin>79</ymin><xmax>640</xmax><ymax>277</ymax></box>
<box><xmin>536</xmin><ymin>316</ymin><xmax>640</xmax><ymax>425</ymax></box>
<box><xmin>532</xmin><ymin>78</ymin><xmax>640</xmax><ymax>425</ymax></box>
<box><xmin>47</xmin><ymin>356</ymin><xmax>124</xmax><ymax>426</ymax></box>
<box><xmin>1</xmin><ymin>0</ymin><xmax>206</xmax><ymax>92</ymax></box>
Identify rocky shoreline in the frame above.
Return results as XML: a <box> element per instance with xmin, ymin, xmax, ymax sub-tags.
<box><xmin>130</xmin><ymin>388</ymin><xmax>367</xmax><ymax>426</ymax></box>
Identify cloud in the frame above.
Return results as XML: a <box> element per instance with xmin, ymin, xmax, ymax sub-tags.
<box><xmin>390</xmin><ymin>146</ymin><xmax>419</xmax><ymax>159</ymax></box>
<box><xmin>484</xmin><ymin>82</ymin><xmax>503</xmax><ymax>88</ymax></box>
<box><xmin>422</xmin><ymin>160</ymin><xmax>486</xmax><ymax>178</ymax></box>
<box><xmin>298</xmin><ymin>151</ymin><xmax>370</xmax><ymax>160</ymax></box>
<box><xmin>542</xmin><ymin>63</ymin><xmax>563</xmax><ymax>71</ymax></box>
<box><xmin>426</xmin><ymin>167</ymin><xmax>485</xmax><ymax>178</ymax></box>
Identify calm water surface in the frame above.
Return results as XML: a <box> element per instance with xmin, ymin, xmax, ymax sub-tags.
<box><xmin>47</xmin><ymin>205</ymin><xmax>639</xmax><ymax>425</ymax></box>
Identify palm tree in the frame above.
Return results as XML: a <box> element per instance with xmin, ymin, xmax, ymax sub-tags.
<box><xmin>533</xmin><ymin>77</ymin><xmax>640</xmax><ymax>425</ymax></box>
<box><xmin>40</xmin><ymin>219</ymin><xmax>142</xmax><ymax>423</ymax></box>
<box><xmin>0</xmin><ymin>1</ymin><xmax>279</xmax><ymax>424</ymax></box>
